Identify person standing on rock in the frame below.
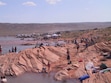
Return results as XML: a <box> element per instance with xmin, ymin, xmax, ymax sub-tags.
<box><xmin>42</xmin><ymin>66</ymin><xmax>47</xmax><ymax>73</ymax></box>
<box><xmin>67</xmin><ymin>48</ymin><xmax>69</xmax><ymax>55</ymax></box>
<box><xmin>0</xmin><ymin>45</ymin><xmax>2</xmax><ymax>55</ymax></box>
<box><xmin>90</xmin><ymin>38</ymin><xmax>95</xmax><ymax>45</ymax></box>
<box><xmin>39</xmin><ymin>43</ymin><xmax>43</xmax><ymax>48</ymax></box>
<box><xmin>14</xmin><ymin>46</ymin><xmax>17</xmax><ymax>52</ymax></box>
<box><xmin>84</xmin><ymin>42</ymin><xmax>89</xmax><ymax>51</ymax></box>
<box><xmin>74</xmin><ymin>38</ymin><xmax>78</xmax><ymax>45</ymax></box>
<box><xmin>82</xmin><ymin>38</ymin><xmax>88</xmax><ymax>51</ymax></box>
<box><xmin>9</xmin><ymin>49</ymin><xmax>11</xmax><ymax>53</ymax></box>
<box><xmin>66</xmin><ymin>48</ymin><xmax>71</xmax><ymax>64</ymax></box>
<box><xmin>41</xmin><ymin>59</ymin><xmax>47</xmax><ymax>73</ymax></box>
<box><xmin>76</xmin><ymin>43</ymin><xmax>80</xmax><ymax>53</ymax></box>
<box><xmin>12</xmin><ymin>47</ymin><xmax>14</xmax><ymax>52</ymax></box>
<box><xmin>47</xmin><ymin>62</ymin><xmax>51</xmax><ymax>73</ymax></box>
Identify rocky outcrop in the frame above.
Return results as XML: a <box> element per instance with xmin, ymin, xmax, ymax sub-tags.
<box><xmin>95</xmin><ymin>41</ymin><xmax>111</xmax><ymax>52</ymax></box>
<box><xmin>55</xmin><ymin>63</ymin><xmax>79</xmax><ymax>80</ymax></box>
<box><xmin>0</xmin><ymin>41</ymin><xmax>111</xmax><ymax>83</ymax></box>
<box><xmin>54</xmin><ymin>41</ymin><xmax>111</xmax><ymax>82</ymax></box>
<box><xmin>74</xmin><ymin>42</ymin><xmax>111</xmax><ymax>83</ymax></box>
<box><xmin>0</xmin><ymin>46</ymin><xmax>67</xmax><ymax>76</ymax></box>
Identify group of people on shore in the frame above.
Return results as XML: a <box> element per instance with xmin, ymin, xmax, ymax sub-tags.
<box><xmin>0</xmin><ymin>45</ymin><xmax>17</xmax><ymax>55</ymax></box>
<box><xmin>9</xmin><ymin>46</ymin><xmax>17</xmax><ymax>53</ymax></box>
<box><xmin>73</xmin><ymin>37</ymin><xmax>97</xmax><ymax>53</ymax></box>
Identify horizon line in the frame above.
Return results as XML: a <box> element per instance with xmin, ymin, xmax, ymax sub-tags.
<box><xmin>0</xmin><ymin>21</ymin><xmax>111</xmax><ymax>24</ymax></box>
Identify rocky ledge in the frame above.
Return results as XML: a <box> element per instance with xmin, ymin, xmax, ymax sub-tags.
<box><xmin>0</xmin><ymin>41</ymin><xmax>111</xmax><ymax>83</ymax></box>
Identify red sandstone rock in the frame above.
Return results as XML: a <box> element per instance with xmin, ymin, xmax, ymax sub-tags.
<box><xmin>0</xmin><ymin>41</ymin><xmax>111</xmax><ymax>83</ymax></box>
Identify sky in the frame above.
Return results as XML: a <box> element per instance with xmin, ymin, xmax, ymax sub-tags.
<box><xmin>0</xmin><ymin>0</ymin><xmax>111</xmax><ymax>23</ymax></box>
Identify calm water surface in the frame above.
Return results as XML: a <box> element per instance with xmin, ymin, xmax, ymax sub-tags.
<box><xmin>5</xmin><ymin>73</ymin><xmax>80</xmax><ymax>83</ymax></box>
<box><xmin>0</xmin><ymin>37</ymin><xmax>35</xmax><ymax>54</ymax></box>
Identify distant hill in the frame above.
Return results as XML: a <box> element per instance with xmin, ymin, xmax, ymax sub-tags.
<box><xmin>0</xmin><ymin>22</ymin><xmax>111</xmax><ymax>36</ymax></box>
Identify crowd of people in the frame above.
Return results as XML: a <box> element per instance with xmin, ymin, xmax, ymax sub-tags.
<box><xmin>72</xmin><ymin>37</ymin><xmax>98</xmax><ymax>53</ymax></box>
<box><xmin>0</xmin><ymin>45</ymin><xmax>17</xmax><ymax>55</ymax></box>
<box><xmin>9</xmin><ymin>46</ymin><xmax>17</xmax><ymax>53</ymax></box>
<box><xmin>0</xmin><ymin>34</ymin><xmax>109</xmax><ymax>83</ymax></box>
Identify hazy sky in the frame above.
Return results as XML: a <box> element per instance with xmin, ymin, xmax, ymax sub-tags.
<box><xmin>0</xmin><ymin>0</ymin><xmax>111</xmax><ymax>23</ymax></box>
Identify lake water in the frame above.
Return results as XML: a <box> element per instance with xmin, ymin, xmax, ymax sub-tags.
<box><xmin>0</xmin><ymin>37</ymin><xmax>35</xmax><ymax>54</ymax></box>
<box><xmin>4</xmin><ymin>73</ymin><xmax>80</xmax><ymax>83</ymax></box>
<box><xmin>0</xmin><ymin>37</ymin><xmax>66</xmax><ymax>54</ymax></box>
